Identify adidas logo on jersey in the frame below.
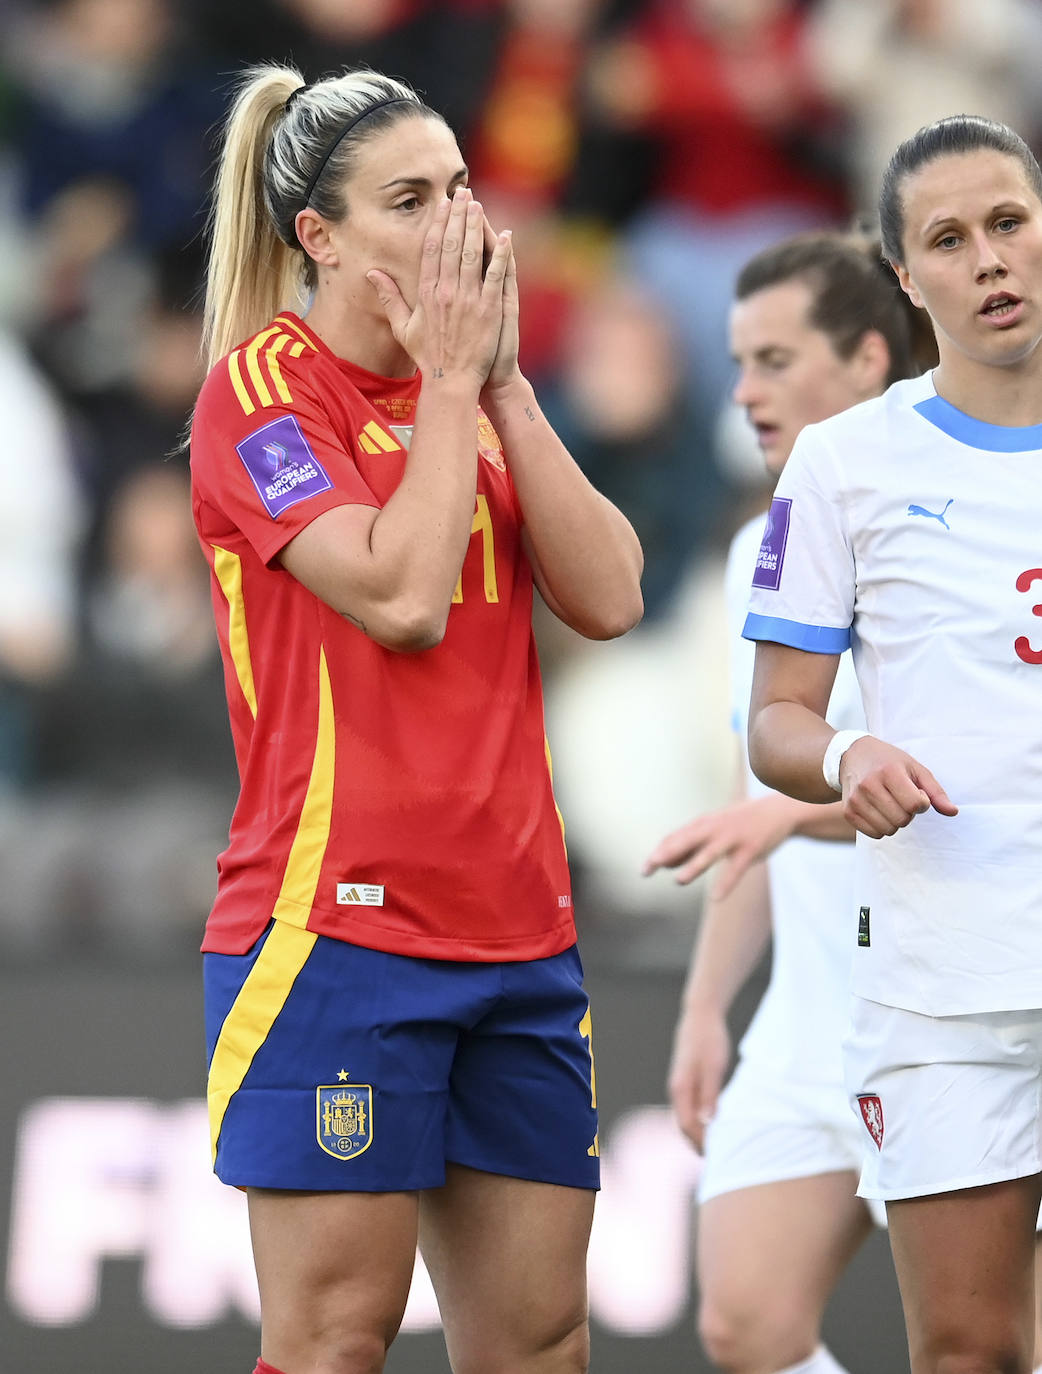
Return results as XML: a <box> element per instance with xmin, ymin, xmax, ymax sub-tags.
<box><xmin>336</xmin><ymin>883</ymin><xmax>385</xmax><ymax>907</ymax></box>
<box><xmin>357</xmin><ymin>421</ymin><xmax>402</xmax><ymax>455</ymax></box>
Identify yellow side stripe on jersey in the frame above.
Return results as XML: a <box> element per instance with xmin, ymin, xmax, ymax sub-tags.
<box><xmin>269</xmin><ymin>645</ymin><xmax>336</xmax><ymax>929</ymax></box>
<box><xmin>544</xmin><ymin>735</ymin><xmax>567</xmax><ymax>855</ymax></box>
<box><xmin>274</xmin><ymin>314</ymin><xmax>317</xmax><ymax>349</ymax></box>
<box><xmin>207</xmin><ymin>921</ymin><xmax>318</xmax><ymax>1163</ymax></box>
<box><xmin>212</xmin><ymin>546</ymin><xmax>257</xmax><ymax>718</ymax></box>
<box><xmin>289</xmin><ymin>340</ymin><xmax>306</xmax><ymax>357</ymax></box>
<box><xmin>206</xmin><ymin>644</ymin><xmax>335</xmax><ymax>1162</ymax></box>
<box><xmin>228</xmin><ymin>350</ymin><xmax>255</xmax><ymax>416</ymax></box>
<box><xmin>358</xmin><ymin>432</ymin><xmax>381</xmax><ymax>454</ymax></box>
<box><xmin>245</xmin><ymin>326</ymin><xmax>282</xmax><ymax>409</ymax></box>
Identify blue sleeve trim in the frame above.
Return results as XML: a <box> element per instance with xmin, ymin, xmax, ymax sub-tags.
<box><xmin>741</xmin><ymin>612</ymin><xmax>850</xmax><ymax>654</ymax></box>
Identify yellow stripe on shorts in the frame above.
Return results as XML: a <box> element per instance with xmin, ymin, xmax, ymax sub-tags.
<box><xmin>207</xmin><ymin>921</ymin><xmax>318</xmax><ymax>1162</ymax></box>
<box><xmin>208</xmin><ymin>646</ymin><xmax>336</xmax><ymax>1161</ymax></box>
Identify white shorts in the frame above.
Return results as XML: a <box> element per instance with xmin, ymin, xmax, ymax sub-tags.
<box><xmin>698</xmin><ymin>1055</ymin><xmax>886</xmax><ymax>1227</ymax></box>
<box><xmin>844</xmin><ymin>996</ymin><xmax>1042</xmax><ymax>1202</ymax></box>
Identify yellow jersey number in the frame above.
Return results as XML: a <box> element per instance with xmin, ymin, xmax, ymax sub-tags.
<box><xmin>452</xmin><ymin>495</ymin><xmax>499</xmax><ymax>605</ymax></box>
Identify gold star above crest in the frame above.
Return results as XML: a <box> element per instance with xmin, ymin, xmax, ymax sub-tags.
<box><xmin>337</xmin><ymin>1068</ymin><xmax>350</xmax><ymax>1082</ymax></box>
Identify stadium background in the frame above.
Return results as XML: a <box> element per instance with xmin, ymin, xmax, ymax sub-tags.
<box><xmin>4</xmin><ymin>1</ymin><xmax>1042</xmax><ymax>1369</ymax></box>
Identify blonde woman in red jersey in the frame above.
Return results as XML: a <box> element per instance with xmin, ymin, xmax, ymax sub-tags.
<box><xmin>190</xmin><ymin>64</ymin><xmax>643</xmax><ymax>1374</ymax></box>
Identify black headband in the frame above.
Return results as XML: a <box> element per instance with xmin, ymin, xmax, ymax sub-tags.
<box><xmin>301</xmin><ymin>96</ymin><xmax>412</xmax><ymax>209</ymax></box>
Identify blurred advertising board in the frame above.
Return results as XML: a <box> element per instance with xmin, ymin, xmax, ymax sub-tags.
<box><xmin>0</xmin><ymin>960</ymin><xmax>906</xmax><ymax>1373</ymax></box>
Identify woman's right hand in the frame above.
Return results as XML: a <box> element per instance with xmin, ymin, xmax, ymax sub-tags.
<box><xmin>366</xmin><ymin>187</ymin><xmax>513</xmax><ymax>387</ymax></box>
<box><xmin>839</xmin><ymin>735</ymin><xmax>958</xmax><ymax>838</ymax></box>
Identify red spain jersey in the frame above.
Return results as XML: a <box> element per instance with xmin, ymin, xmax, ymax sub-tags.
<box><xmin>190</xmin><ymin>312</ymin><xmax>574</xmax><ymax>961</ymax></box>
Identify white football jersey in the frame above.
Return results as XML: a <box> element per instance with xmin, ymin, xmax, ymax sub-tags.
<box><xmin>727</xmin><ymin>515</ymin><xmax>864</xmax><ymax>1083</ymax></box>
<box><xmin>745</xmin><ymin>371</ymin><xmax>1042</xmax><ymax>1017</ymax></box>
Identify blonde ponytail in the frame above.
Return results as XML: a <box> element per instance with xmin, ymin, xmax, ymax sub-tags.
<box><xmin>203</xmin><ymin>65</ymin><xmax>306</xmax><ymax>369</ymax></box>
<box><xmin>201</xmin><ymin>62</ymin><xmax>437</xmax><ymax>372</ymax></box>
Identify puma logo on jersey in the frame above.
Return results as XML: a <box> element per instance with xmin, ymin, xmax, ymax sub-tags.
<box><xmin>907</xmin><ymin>498</ymin><xmax>953</xmax><ymax>530</ymax></box>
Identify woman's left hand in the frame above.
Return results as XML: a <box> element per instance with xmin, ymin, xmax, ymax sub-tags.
<box><xmin>481</xmin><ymin>215</ymin><xmax>521</xmax><ymax>393</ymax></box>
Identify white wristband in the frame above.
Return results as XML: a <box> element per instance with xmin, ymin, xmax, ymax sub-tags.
<box><xmin>822</xmin><ymin>730</ymin><xmax>869</xmax><ymax>794</ymax></box>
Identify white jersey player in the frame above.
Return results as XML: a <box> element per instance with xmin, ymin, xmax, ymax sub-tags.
<box><xmin>746</xmin><ymin>116</ymin><xmax>1042</xmax><ymax>1374</ymax></box>
<box><xmin>645</xmin><ymin>231</ymin><xmax>934</xmax><ymax>1374</ymax></box>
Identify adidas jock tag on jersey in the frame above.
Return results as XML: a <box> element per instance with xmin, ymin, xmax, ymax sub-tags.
<box><xmin>190</xmin><ymin>313</ymin><xmax>574</xmax><ymax>964</ymax></box>
<box><xmin>743</xmin><ymin>371</ymin><xmax>1042</xmax><ymax>1020</ymax></box>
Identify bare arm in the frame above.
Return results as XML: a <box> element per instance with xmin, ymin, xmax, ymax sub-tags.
<box><xmin>277</xmin><ymin>376</ymin><xmax>482</xmax><ymax>651</ymax></box>
<box><xmin>279</xmin><ymin>190</ymin><xmax>511</xmax><ymax>652</ymax></box>
<box><xmin>748</xmin><ymin>639</ymin><xmax>958</xmax><ymax>836</ymax></box>
<box><xmin>666</xmin><ymin>774</ymin><xmax>773</xmax><ymax>1151</ymax></box>
<box><xmin>477</xmin><ymin>218</ymin><xmax>644</xmax><ymax>640</ymax></box>
<box><xmin>484</xmin><ymin>379</ymin><xmax>645</xmax><ymax>639</ymax></box>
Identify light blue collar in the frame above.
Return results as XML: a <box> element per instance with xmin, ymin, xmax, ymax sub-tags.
<box><xmin>914</xmin><ymin>379</ymin><xmax>1042</xmax><ymax>452</ymax></box>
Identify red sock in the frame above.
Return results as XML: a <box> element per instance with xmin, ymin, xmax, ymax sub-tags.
<box><xmin>254</xmin><ymin>1362</ymin><xmax>287</xmax><ymax>1374</ymax></box>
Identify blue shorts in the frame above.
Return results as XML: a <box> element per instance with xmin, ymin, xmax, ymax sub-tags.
<box><xmin>204</xmin><ymin>922</ymin><xmax>600</xmax><ymax>1192</ymax></box>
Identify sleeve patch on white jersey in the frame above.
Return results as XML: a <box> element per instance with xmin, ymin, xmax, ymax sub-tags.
<box><xmin>752</xmin><ymin>497</ymin><xmax>791</xmax><ymax>591</ymax></box>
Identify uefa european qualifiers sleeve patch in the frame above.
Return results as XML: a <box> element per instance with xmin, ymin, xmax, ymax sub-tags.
<box><xmin>752</xmin><ymin>496</ymin><xmax>792</xmax><ymax>590</ymax></box>
<box><xmin>236</xmin><ymin>414</ymin><xmax>333</xmax><ymax>518</ymax></box>
<box><xmin>317</xmin><ymin>1077</ymin><xmax>374</xmax><ymax>1160</ymax></box>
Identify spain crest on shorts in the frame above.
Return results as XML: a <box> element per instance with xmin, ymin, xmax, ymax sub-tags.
<box><xmin>316</xmin><ymin>1083</ymin><xmax>374</xmax><ymax>1161</ymax></box>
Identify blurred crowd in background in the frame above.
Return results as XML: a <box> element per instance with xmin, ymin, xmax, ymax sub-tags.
<box><xmin>2</xmin><ymin>0</ymin><xmax>1042</xmax><ymax>963</ymax></box>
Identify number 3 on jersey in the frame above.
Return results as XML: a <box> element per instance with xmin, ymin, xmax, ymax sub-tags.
<box><xmin>452</xmin><ymin>495</ymin><xmax>499</xmax><ymax>605</ymax></box>
<box><xmin>1015</xmin><ymin>568</ymin><xmax>1042</xmax><ymax>665</ymax></box>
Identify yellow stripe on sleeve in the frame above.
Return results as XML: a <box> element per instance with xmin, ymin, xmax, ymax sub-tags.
<box><xmin>274</xmin><ymin>315</ymin><xmax>317</xmax><ymax>349</ymax></box>
<box><xmin>212</xmin><ymin>546</ymin><xmax>257</xmax><ymax>717</ymax></box>
<box><xmin>244</xmin><ymin>326</ymin><xmax>280</xmax><ymax>409</ymax></box>
<box><xmin>206</xmin><ymin>921</ymin><xmax>318</xmax><ymax>1162</ymax></box>
<box><xmin>289</xmin><ymin>341</ymin><xmax>306</xmax><ymax>357</ymax></box>
<box><xmin>264</xmin><ymin>333</ymin><xmax>293</xmax><ymax>404</ymax></box>
<box><xmin>228</xmin><ymin>351</ymin><xmax>255</xmax><ymax>416</ymax></box>
<box><xmin>270</xmin><ymin>646</ymin><xmax>336</xmax><ymax>926</ymax></box>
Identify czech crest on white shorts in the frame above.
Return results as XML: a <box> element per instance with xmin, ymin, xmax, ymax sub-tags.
<box><xmin>316</xmin><ymin>1082</ymin><xmax>374</xmax><ymax>1160</ymax></box>
<box><xmin>856</xmin><ymin>1093</ymin><xmax>885</xmax><ymax>1150</ymax></box>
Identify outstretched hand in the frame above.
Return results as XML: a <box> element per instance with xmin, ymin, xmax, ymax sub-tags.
<box><xmin>838</xmin><ymin>735</ymin><xmax>958</xmax><ymax>839</ymax></box>
<box><xmin>643</xmin><ymin>795</ymin><xmax>798</xmax><ymax>900</ymax></box>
